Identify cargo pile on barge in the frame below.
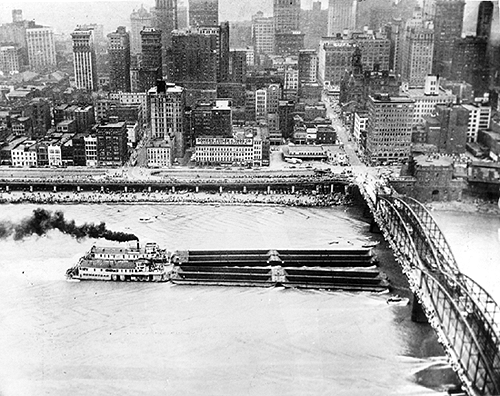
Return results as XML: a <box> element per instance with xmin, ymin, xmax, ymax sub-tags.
<box><xmin>67</xmin><ymin>242</ymin><xmax>389</xmax><ymax>292</ymax></box>
<box><xmin>170</xmin><ymin>248</ymin><xmax>388</xmax><ymax>292</ymax></box>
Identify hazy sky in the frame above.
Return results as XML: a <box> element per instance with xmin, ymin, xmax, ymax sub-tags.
<box><xmin>0</xmin><ymin>0</ymin><xmax>497</xmax><ymax>37</ymax></box>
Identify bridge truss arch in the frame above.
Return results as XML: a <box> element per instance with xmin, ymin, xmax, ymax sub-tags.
<box><xmin>373</xmin><ymin>194</ymin><xmax>500</xmax><ymax>396</ymax></box>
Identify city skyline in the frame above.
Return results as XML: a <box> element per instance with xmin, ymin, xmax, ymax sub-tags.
<box><xmin>0</xmin><ymin>0</ymin><xmax>497</xmax><ymax>40</ymax></box>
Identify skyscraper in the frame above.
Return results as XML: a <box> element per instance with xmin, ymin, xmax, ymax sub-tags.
<box><xmin>401</xmin><ymin>10</ymin><xmax>434</xmax><ymax>87</ymax></box>
<box><xmin>252</xmin><ymin>11</ymin><xmax>275</xmax><ymax>55</ymax></box>
<box><xmin>432</xmin><ymin>0</ymin><xmax>465</xmax><ymax>77</ymax></box>
<box><xmin>71</xmin><ymin>28</ymin><xmax>97</xmax><ymax>91</ymax></box>
<box><xmin>26</xmin><ymin>27</ymin><xmax>57</xmax><ymax>70</ymax></box>
<box><xmin>148</xmin><ymin>80</ymin><xmax>186</xmax><ymax>157</ymax></box>
<box><xmin>0</xmin><ymin>46</ymin><xmax>20</xmax><ymax>74</ymax></box>
<box><xmin>153</xmin><ymin>0</ymin><xmax>178</xmax><ymax>73</ymax></box>
<box><xmin>327</xmin><ymin>0</ymin><xmax>357</xmax><ymax>36</ymax></box>
<box><xmin>171</xmin><ymin>29</ymin><xmax>219</xmax><ymax>84</ymax></box>
<box><xmin>476</xmin><ymin>1</ymin><xmax>494</xmax><ymax>38</ymax></box>
<box><xmin>130</xmin><ymin>5</ymin><xmax>152</xmax><ymax>55</ymax></box>
<box><xmin>273</xmin><ymin>0</ymin><xmax>301</xmax><ymax>33</ymax></box>
<box><xmin>136</xmin><ymin>27</ymin><xmax>162</xmax><ymax>92</ymax></box>
<box><xmin>108</xmin><ymin>26</ymin><xmax>131</xmax><ymax>92</ymax></box>
<box><xmin>172</xmin><ymin>24</ymin><xmax>229</xmax><ymax>84</ymax></box>
<box><xmin>188</xmin><ymin>0</ymin><xmax>219</xmax><ymax>27</ymax></box>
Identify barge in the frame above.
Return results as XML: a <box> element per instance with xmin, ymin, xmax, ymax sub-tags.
<box><xmin>66</xmin><ymin>243</ymin><xmax>389</xmax><ymax>292</ymax></box>
<box><xmin>66</xmin><ymin>242</ymin><xmax>171</xmax><ymax>282</ymax></box>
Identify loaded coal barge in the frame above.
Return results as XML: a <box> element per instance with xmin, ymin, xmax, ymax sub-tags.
<box><xmin>66</xmin><ymin>241</ymin><xmax>390</xmax><ymax>292</ymax></box>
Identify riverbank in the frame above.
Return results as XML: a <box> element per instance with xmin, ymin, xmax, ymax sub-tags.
<box><xmin>426</xmin><ymin>198</ymin><xmax>500</xmax><ymax>215</ymax></box>
<box><xmin>0</xmin><ymin>190</ymin><xmax>352</xmax><ymax>207</ymax></box>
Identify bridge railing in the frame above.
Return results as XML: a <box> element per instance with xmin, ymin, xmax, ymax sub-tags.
<box><xmin>398</xmin><ymin>196</ymin><xmax>459</xmax><ymax>270</ymax></box>
<box><xmin>391</xmin><ymin>197</ymin><xmax>500</xmax><ymax>340</ymax></box>
<box><xmin>375</xmin><ymin>195</ymin><xmax>500</xmax><ymax>396</ymax></box>
<box><xmin>418</xmin><ymin>270</ymin><xmax>500</xmax><ymax>396</ymax></box>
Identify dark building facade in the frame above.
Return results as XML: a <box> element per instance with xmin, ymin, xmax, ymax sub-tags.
<box><xmin>425</xmin><ymin>104</ymin><xmax>468</xmax><ymax>154</ymax></box>
<box><xmin>275</xmin><ymin>31</ymin><xmax>305</xmax><ymax>56</ymax></box>
<box><xmin>273</xmin><ymin>0</ymin><xmax>300</xmax><ymax>33</ymax></box>
<box><xmin>190</xmin><ymin>99</ymin><xmax>232</xmax><ymax>142</ymax></box>
<box><xmin>298</xmin><ymin>49</ymin><xmax>318</xmax><ymax>85</ymax></box>
<box><xmin>188</xmin><ymin>0</ymin><xmax>219</xmax><ymax>27</ymax></box>
<box><xmin>452</xmin><ymin>36</ymin><xmax>489</xmax><ymax>96</ymax></box>
<box><xmin>136</xmin><ymin>27</ymin><xmax>162</xmax><ymax>92</ymax></box>
<box><xmin>108</xmin><ymin>26</ymin><xmax>131</xmax><ymax>92</ymax></box>
<box><xmin>153</xmin><ymin>0</ymin><xmax>177</xmax><ymax>50</ymax></box>
<box><xmin>95</xmin><ymin>121</ymin><xmax>129</xmax><ymax>166</ymax></box>
<box><xmin>228</xmin><ymin>50</ymin><xmax>247</xmax><ymax>83</ymax></box>
<box><xmin>432</xmin><ymin>0</ymin><xmax>465</xmax><ymax>77</ymax></box>
<box><xmin>172</xmin><ymin>30</ymin><xmax>218</xmax><ymax>84</ymax></box>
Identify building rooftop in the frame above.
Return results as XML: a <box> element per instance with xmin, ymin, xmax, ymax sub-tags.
<box><xmin>147</xmin><ymin>138</ymin><xmax>171</xmax><ymax>148</ymax></box>
<box><xmin>404</xmin><ymin>87</ymin><xmax>455</xmax><ymax>99</ymax></box>
<box><xmin>369</xmin><ymin>94</ymin><xmax>414</xmax><ymax>104</ymax></box>
<box><xmin>414</xmin><ymin>154</ymin><xmax>453</xmax><ymax>167</ymax></box>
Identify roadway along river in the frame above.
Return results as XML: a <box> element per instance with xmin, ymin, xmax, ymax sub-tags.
<box><xmin>0</xmin><ymin>203</ymin><xmax>458</xmax><ymax>396</ymax></box>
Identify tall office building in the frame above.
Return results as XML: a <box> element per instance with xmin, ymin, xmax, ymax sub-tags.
<box><xmin>476</xmin><ymin>1</ymin><xmax>494</xmax><ymax>38</ymax></box>
<box><xmin>172</xmin><ymin>24</ymin><xmax>229</xmax><ymax>84</ymax></box>
<box><xmin>273</xmin><ymin>0</ymin><xmax>301</xmax><ymax>33</ymax></box>
<box><xmin>153</xmin><ymin>0</ymin><xmax>178</xmax><ymax>72</ymax></box>
<box><xmin>452</xmin><ymin>36</ymin><xmax>489</xmax><ymax>95</ymax></box>
<box><xmin>318</xmin><ymin>37</ymin><xmax>356</xmax><ymax>85</ymax></box>
<box><xmin>386</xmin><ymin>18</ymin><xmax>404</xmax><ymax>74</ymax></box>
<box><xmin>188</xmin><ymin>0</ymin><xmax>219</xmax><ymax>27</ymax></box>
<box><xmin>135</xmin><ymin>27</ymin><xmax>162</xmax><ymax>92</ymax></box>
<box><xmin>71</xmin><ymin>28</ymin><xmax>97</xmax><ymax>91</ymax></box>
<box><xmin>366</xmin><ymin>94</ymin><xmax>415</xmax><ymax>164</ymax></box>
<box><xmin>401</xmin><ymin>11</ymin><xmax>434</xmax><ymax>87</ymax></box>
<box><xmin>171</xmin><ymin>29</ymin><xmax>218</xmax><ymax>84</ymax></box>
<box><xmin>327</xmin><ymin>0</ymin><xmax>357</xmax><ymax>36</ymax></box>
<box><xmin>298</xmin><ymin>49</ymin><xmax>318</xmax><ymax>84</ymax></box>
<box><xmin>148</xmin><ymin>80</ymin><xmax>186</xmax><ymax>157</ymax></box>
<box><xmin>108</xmin><ymin>26</ymin><xmax>131</xmax><ymax>92</ymax></box>
<box><xmin>432</xmin><ymin>0</ymin><xmax>465</xmax><ymax>77</ymax></box>
<box><xmin>252</xmin><ymin>11</ymin><xmax>275</xmax><ymax>55</ymax></box>
<box><xmin>130</xmin><ymin>5</ymin><xmax>152</xmax><ymax>55</ymax></box>
<box><xmin>0</xmin><ymin>46</ymin><xmax>20</xmax><ymax>74</ymax></box>
<box><xmin>26</xmin><ymin>27</ymin><xmax>57</xmax><ymax>70</ymax></box>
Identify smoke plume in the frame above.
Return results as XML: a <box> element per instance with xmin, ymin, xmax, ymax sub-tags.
<box><xmin>0</xmin><ymin>209</ymin><xmax>138</xmax><ymax>242</ymax></box>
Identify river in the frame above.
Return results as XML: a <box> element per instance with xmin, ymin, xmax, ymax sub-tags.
<box><xmin>432</xmin><ymin>210</ymin><xmax>500</xmax><ymax>303</ymax></box>
<box><xmin>0</xmin><ymin>203</ymin><xmax>454</xmax><ymax>396</ymax></box>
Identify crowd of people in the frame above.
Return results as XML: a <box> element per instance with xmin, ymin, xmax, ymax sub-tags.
<box><xmin>0</xmin><ymin>189</ymin><xmax>352</xmax><ymax>207</ymax></box>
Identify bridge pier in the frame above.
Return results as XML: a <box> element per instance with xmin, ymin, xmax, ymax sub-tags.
<box><xmin>291</xmin><ymin>185</ymin><xmax>295</xmax><ymax>194</ymax></box>
<box><xmin>219</xmin><ymin>186</ymin><xmax>223</xmax><ymax>194</ymax></box>
<box><xmin>29</xmin><ymin>186</ymin><xmax>33</xmax><ymax>192</ymax></box>
<box><xmin>172</xmin><ymin>186</ymin><xmax>175</xmax><ymax>193</ymax></box>
<box><xmin>77</xmin><ymin>186</ymin><xmax>81</xmax><ymax>192</ymax></box>
<box><xmin>195</xmin><ymin>186</ymin><xmax>199</xmax><ymax>193</ymax></box>
<box><xmin>124</xmin><ymin>186</ymin><xmax>127</xmax><ymax>193</ymax></box>
<box><xmin>243</xmin><ymin>186</ymin><xmax>247</xmax><ymax>194</ymax></box>
<box><xmin>267</xmin><ymin>186</ymin><xmax>271</xmax><ymax>194</ymax></box>
<box><xmin>5</xmin><ymin>185</ymin><xmax>9</xmax><ymax>192</ymax></box>
<box><xmin>369</xmin><ymin>218</ymin><xmax>381</xmax><ymax>233</ymax></box>
<box><xmin>53</xmin><ymin>186</ymin><xmax>57</xmax><ymax>192</ymax></box>
<box><xmin>411</xmin><ymin>293</ymin><xmax>428</xmax><ymax>323</ymax></box>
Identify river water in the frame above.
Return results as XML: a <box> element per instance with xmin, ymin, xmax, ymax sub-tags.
<box><xmin>0</xmin><ymin>203</ymin><xmax>453</xmax><ymax>396</ymax></box>
<box><xmin>432</xmin><ymin>210</ymin><xmax>500</xmax><ymax>303</ymax></box>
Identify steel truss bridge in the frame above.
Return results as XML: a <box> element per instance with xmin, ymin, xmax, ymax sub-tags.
<box><xmin>357</xmin><ymin>174</ymin><xmax>500</xmax><ymax>396</ymax></box>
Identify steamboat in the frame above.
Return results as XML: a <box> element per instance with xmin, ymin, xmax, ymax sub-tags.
<box><xmin>66</xmin><ymin>242</ymin><xmax>171</xmax><ymax>282</ymax></box>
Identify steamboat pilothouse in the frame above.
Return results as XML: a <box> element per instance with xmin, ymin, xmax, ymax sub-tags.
<box><xmin>66</xmin><ymin>241</ymin><xmax>171</xmax><ymax>282</ymax></box>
